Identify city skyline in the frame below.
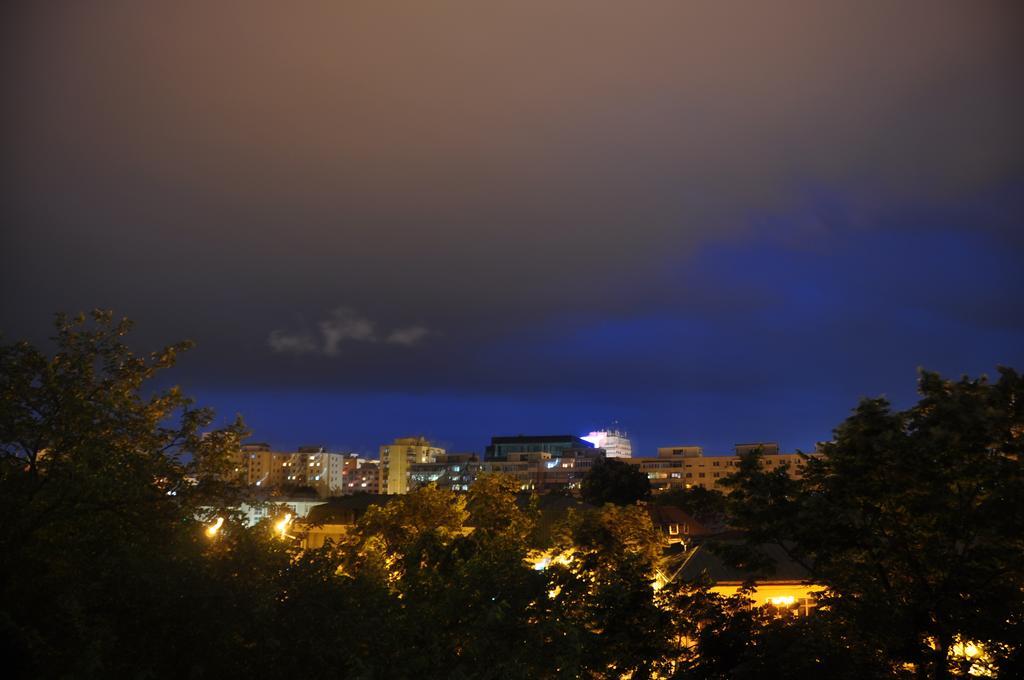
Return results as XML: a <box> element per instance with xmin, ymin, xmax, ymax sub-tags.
<box><xmin>230</xmin><ymin>427</ymin><xmax>797</xmax><ymax>461</ymax></box>
<box><xmin>3</xmin><ymin>3</ymin><xmax>1021</xmax><ymax>676</ymax></box>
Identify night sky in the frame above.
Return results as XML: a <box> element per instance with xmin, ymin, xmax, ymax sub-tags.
<box><xmin>3</xmin><ymin>2</ymin><xmax>1022</xmax><ymax>457</ymax></box>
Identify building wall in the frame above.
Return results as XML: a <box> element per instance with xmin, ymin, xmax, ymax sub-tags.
<box><xmin>408</xmin><ymin>447</ymin><xmax>813</xmax><ymax>494</ymax></box>
<box><xmin>485</xmin><ymin>435</ymin><xmax>594</xmax><ymax>461</ymax></box>
<box><xmin>582</xmin><ymin>430</ymin><xmax>633</xmax><ymax>458</ymax></box>
<box><xmin>407</xmin><ymin>452</ymin><xmax>601</xmax><ymax>493</ymax></box>
<box><xmin>342</xmin><ymin>457</ymin><xmax>380</xmax><ymax>494</ymax></box>
<box><xmin>656</xmin><ymin>445</ymin><xmax>704</xmax><ymax>458</ymax></box>
<box><xmin>233</xmin><ymin>448</ymin><xmax>349</xmax><ymax>497</ymax></box>
<box><xmin>379</xmin><ymin>437</ymin><xmax>445</xmax><ymax>494</ymax></box>
<box><xmin>236</xmin><ymin>499</ymin><xmax>325</xmax><ymax>527</ymax></box>
<box><xmin>625</xmin><ymin>449</ymin><xmax>812</xmax><ymax>492</ymax></box>
<box><xmin>708</xmin><ymin>582</ymin><xmax>823</xmax><ymax>616</ymax></box>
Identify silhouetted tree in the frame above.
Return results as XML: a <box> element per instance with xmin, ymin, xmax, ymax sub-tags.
<box><xmin>653</xmin><ymin>486</ymin><xmax>728</xmax><ymax>529</ymax></box>
<box><xmin>550</xmin><ymin>504</ymin><xmax>670</xmax><ymax>679</ymax></box>
<box><xmin>719</xmin><ymin>369</ymin><xmax>1024</xmax><ymax>679</ymax></box>
<box><xmin>580</xmin><ymin>457</ymin><xmax>652</xmax><ymax>506</ymax></box>
<box><xmin>0</xmin><ymin>311</ymin><xmax>247</xmax><ymax>677</ymax></box>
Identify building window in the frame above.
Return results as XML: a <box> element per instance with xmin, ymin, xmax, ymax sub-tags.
<box><xmin>668</xmin><ymin>524</ymin><xmax>679</xmax><ymax>536</ymax></box>
<box><xmin>698</xmin><ymin>472</ymin><xmax>705</xmax><ymax>478</ymax></box>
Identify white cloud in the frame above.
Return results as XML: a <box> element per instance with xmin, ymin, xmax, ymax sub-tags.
<box><xmin>319</xmin><ymin>307</ymin><xmax>377</xmax><ymax>356</ymax></box>
<box><xmin>268</xmin><ymin>307</ymin><xmax>431</xmax><ymax>356</ymax></box>
<box><xmin>267</xmin><ymin>329</ymin><xmax>320</xmax><ymax>355</ymax></box>
<box><xmin>386</xmin><ymin>326</ymin><xmax>430</xmax><ymax>346</ymax></box>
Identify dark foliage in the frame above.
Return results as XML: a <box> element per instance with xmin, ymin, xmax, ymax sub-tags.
<box><xmin>2</xmin><ymin>313</ymin><xmax>1017</xmax><ymax>678</ymax></box>
<box><xmin>653</xmin><ymin>486</ymin><xmax>728</xmax><ymax>530</ymax></box>
<box><xmin>580</xmin><ymin>457</ymin><xmax>652</xmax><ymax>506</ymax></box>
<box><xmin>719</xmin><ymin>368</ymin><xmax>1024</xmax><ymax>679</ymax></box>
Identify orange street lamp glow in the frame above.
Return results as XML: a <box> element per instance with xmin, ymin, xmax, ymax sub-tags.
<box><xmin>205</xmin><ymin>516</ymin><xmax>224</xmax><ymax>538</ymax></box>
<box><xmin>275</xmin><ymin>513</ymin><xmax>293</xmax><ymax>538</ymax></box>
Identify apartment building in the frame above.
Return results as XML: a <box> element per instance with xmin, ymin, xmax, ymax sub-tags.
<box><xmin>402</xmin><ymin>441</ymin><xmax>812</xmax><ymax>494</ymax></box>
<box><xmin>232</xmin><ymin>444</ymin><xmax>349</xmax><ymax>497</ymax></box>
<box><xmin>625</xmin><ymin>442</ymin><xmax>813</xmax><ymax>492</ymax></box>
<box><xmin>342</xmin><ymin>455</ymin><xmax>380</xmax><ymax>494</ymax></box>
<box><xmin>379</xmin><ymin>437</ymin><xmax>446</xmax><ymax>494</ymax></box>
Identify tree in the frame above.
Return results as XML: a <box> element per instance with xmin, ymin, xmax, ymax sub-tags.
<box><xmin>719</xmin><ymin>368</ymin><xmax>1024</xmax><ymax>679</ymax></box>
<box><xmin>653</xmin><ymin>485</ymin><xmax>728</xmax><ymax>530</ymax></box>
<box><xmin>580</xmin><ymin>457</ymin><xmax>652</xmax><ymax>506</ymax></box>
<box><xmin>0</xmin><ymin>310</ymin><xmax>249</xmax><ymax>677</ymax></box>
<box><xmin>656</xmin><ymin>577</ymin><xmax>891</xmax><ymax>679</ymax></box>
<box><xmin>551</xmin><ymin>504</ymin><xmax>670</xmax><ymax>678</ymax></box>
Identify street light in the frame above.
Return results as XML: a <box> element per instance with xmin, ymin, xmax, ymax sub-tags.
<box><xmin>205</xmin><ymin>516</ymin><xmax>224</xmax><ymax>538</ymax></box>
<box><xmin>274</xmin><ymin>513</ymin><xmax>293</xmax><ymax>538</ymax></box>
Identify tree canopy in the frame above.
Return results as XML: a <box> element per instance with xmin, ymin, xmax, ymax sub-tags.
<box><xmin>2</xmin><ymin>313</ymin><xmax>1018</xmax><ymax>678</ymax></box>
<box><xmin>719</xmin><ymin>368</ymin><xmax>1024</xmax><ymax>678</ymax></box>
<box><xmin>580</xmin><ymin>457</ymin><xmax>652</xmax><ymax>506</ymax></box>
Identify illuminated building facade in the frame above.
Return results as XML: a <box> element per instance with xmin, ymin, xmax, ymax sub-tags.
<box><xmin>231</xmin><ymin>444</ymin><xmax>349</xmax><ymax>497</ymax></box>
<box><xmin>407</xmin><ymin>450</ymin><xmax>604</xmax><ymax>493</ymax></box>
<box><xmin>484</xmin><ymin>435</ymin><xmax>595</xmax><ymax>461</ymax></box>
<box><xmin>402</xmin><ymin>441</ymin><xmax>812</xmax><ymax>494</ymax></box>
<box><xmin>342</xmin><ymin>455</ymin><xmax>380</xmax><ymax>494</ymax></box>
<box><xmin>626</xmin><ymin>442</ymin><xmax>813</xmax><ymax>492</ymax></box>
<box><xmin>581</xmin><ymin>429</ymin><xmax>632</xmax><ymax>458</ymax></box>
<box><xmin>379</xmin><ymin>436</ymin><xmax>446</xmax><ymax>495</ymax></box>
<box><xmin>667</xmin><ymin>536</ymin><xmax>822</xmax><ymax>615</ymax></box>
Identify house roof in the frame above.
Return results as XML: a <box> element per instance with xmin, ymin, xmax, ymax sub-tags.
<box><xmin>672</xmin><ymin>535</ymin><xmax>814</xmax><ymax>584</ymax></box>
<box><xmin>645</xmin><ymin>504</ymin><xmax>711</xmax><ymax>536</ymax></box>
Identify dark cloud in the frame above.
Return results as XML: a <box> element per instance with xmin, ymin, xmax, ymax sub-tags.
<box><xmin>2</xmin><ymin>1</ymin><xmax>1022</xmax><ymax>452</ymax></box>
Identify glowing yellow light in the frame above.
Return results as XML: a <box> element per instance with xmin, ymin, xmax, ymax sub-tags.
<box><xmin>951</xmin><ymin>640</ymin><xmax>980</xmax><ymax>658</ymax></box>
<box><xmin>767</xmin><ymin>596</ymin><xmax>795</xmax><ymax>606</ymax></box>
<box><xmin>533</xmin><ymin>557</ymin><xmax>551</xmax><ymax>571</ymax></box>
<box><xmin>205</xmin><ymin>516</ymin><xmax>224</xmax><ymax>538</ymax></box>
<box><xmin>275</xmin><ymin>513</ymin><xmax>293</xmax><ymax>538</ymax></box>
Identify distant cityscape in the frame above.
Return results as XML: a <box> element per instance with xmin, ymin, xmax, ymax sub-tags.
<box><xmin>229</xmin><ymin>429</ymin><xmax>811</xmax><ymax>498</ymax></box>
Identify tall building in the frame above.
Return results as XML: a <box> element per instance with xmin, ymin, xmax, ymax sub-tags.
<box><xmin>281</xmin><ymin>447</ymin><xmax>346</xmax><ymax>495</ymax></box>
<box><xmin>232</xmin><ymin>445</ymin><xmax>349</xmax><ymax>497</ymax></box>
<box><xmin>379</xmin><ymin>437</ymin><xmax>445</xmax><ymax>494</ymax></box>
<box><xmin>484</xmin><ymin>435</ymin><xmax>595</xmax><ymax>461</ymax></box>
<box><xmin>408</xmin><ymin>447</ymin><xmax>603</xmax><ymax>493</ymax></box>
<box><xmin>581</xmin><ymin>429</ymin><xmax>632</xmax><ymax>458</ymax></box>
<box><xmin>341</xmin><ymin>455</ymin><xmax>380</xmax><ymax>494</ymax></box>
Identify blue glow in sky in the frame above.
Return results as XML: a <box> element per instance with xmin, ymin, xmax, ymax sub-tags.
<box><xmin>3</xmin><ymin>2</ymin><xmax>1021</xmax><ymax>458</ymax></box>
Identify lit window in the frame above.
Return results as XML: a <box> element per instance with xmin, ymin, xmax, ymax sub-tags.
<box><xmin>797</xmin><ymin>597</ymin><xmax>816</xmax><ymax>617</ymax></box>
